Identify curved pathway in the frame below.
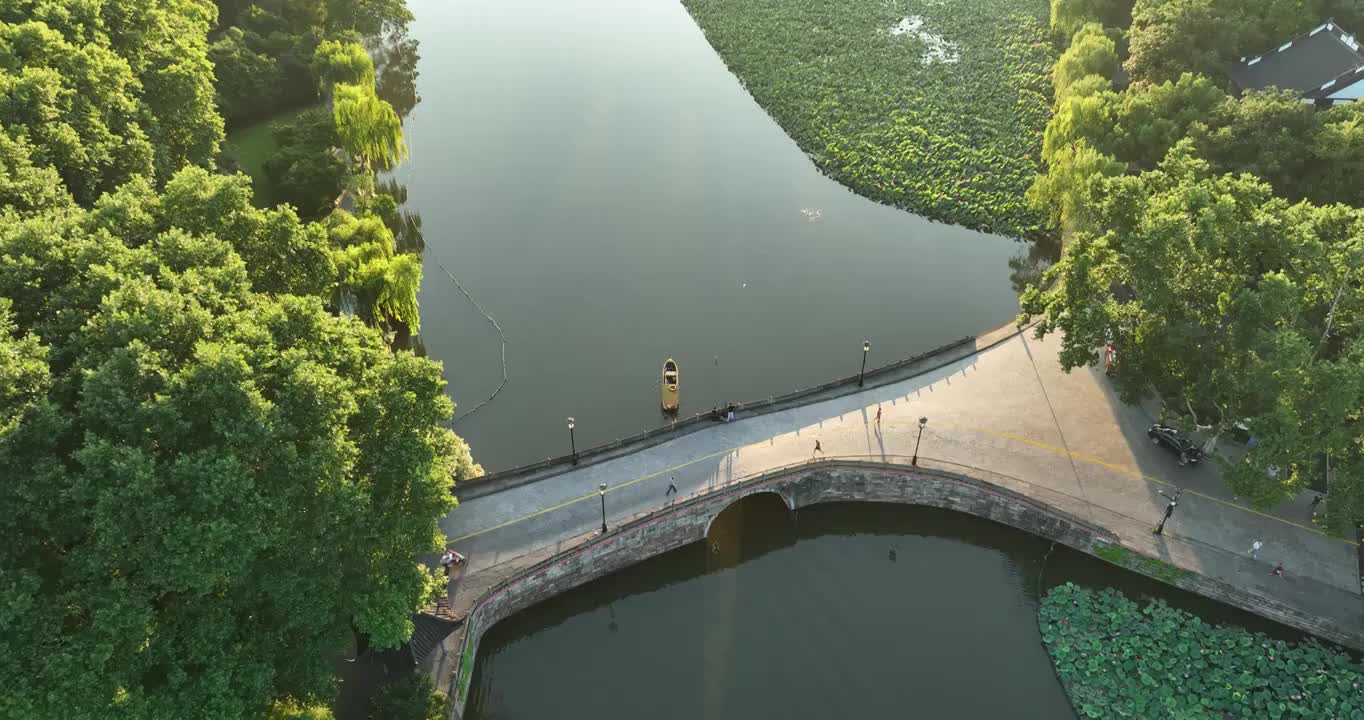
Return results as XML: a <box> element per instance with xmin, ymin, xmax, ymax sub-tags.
<box><xmin>439</xmin><ymin>329</ymin><xmax>1361</xmax><ymax>643</ymax></box>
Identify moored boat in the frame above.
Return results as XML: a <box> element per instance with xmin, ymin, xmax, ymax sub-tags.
<box><xmin>661</xmin><ymin>359</ymin><xmax>679</xmax><ymax>412</ymax></box>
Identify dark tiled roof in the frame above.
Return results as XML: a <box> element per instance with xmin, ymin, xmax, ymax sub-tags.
<box><xmin>1229</xmin><ymin>21</ymin><xmax>1364</xmax><ymax>96</ymax></box>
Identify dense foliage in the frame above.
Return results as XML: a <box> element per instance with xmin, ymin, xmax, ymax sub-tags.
<box><xmin>0</xmin><ymin>165</ymin><xmax>481</xmax><ymax>720</ymax></box>
<box><xmin>368</xmin><ymin>674</ymin><xmax>446</xmax><ymax>720</ymax></box>
<box><xmin>1050</xmin><ymin>0</ymin><xmax>1131</xmax><ymax>41</ymax></box>
<box><xmin>1023</xmin><ymin>144</ymin><xmax>1364</xmax><ymax>532</ymax></box>
<box><xmin>262</xmin><ymin>107</ymin><xmax>352</xmax><ymax>217</ymax></box>
<box><xmin>1025</xmin><ymin>0</ymin><xmax>1364</xmax><ymax>533</ymax></box>
<box><xmin>209</xmin><ymin>0</ymin><xmax>412</xmax><ymax>126</ymax></box>
<box><xmin>1040</xmin><ymin>584</ymin><xmax>1364</xmax><ymax>718</ymax></box>
<box><xmin>333</xmin><ymin>81</ymin><xmax>408</xmax><ymax>171</ymax></box>
<box><xmin>683</xmin><ymin>0</ymin><xmax>1056</xmax><ymax>238</ymax></box>
<box><xmin>1</xmin><ymin>0</ymin><xmax>472</xmax><ymax>717</ymax></box>
<box><xmin>1127</xmin><ymin>0</ymin><xmax>1364</xmax><ymax>86</ymax></box>
<box><xmin>0</xmin><ymin>0</ymin><xmax>223</xmax><ymax>206</ymax></box>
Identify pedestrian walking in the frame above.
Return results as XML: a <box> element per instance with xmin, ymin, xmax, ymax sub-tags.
<box><xmin>813</xmin><ymin>439</ymin><xmax>823</xmax><ymax>457</ymax></box>
<box><xmin>1310</xmin><ymin>493</ymin><xmax>1324</xmax><ymax>510</ymax></box>
<box><xmin>875</xmin><ymin>405</ymin><xmax>882</xmax><ymax>429</ymax></box>
<box><xmin>440</xmin><ymin>548</ymin><xmax>465</xmax><ymax>577</ymax></box>
<box><xmin>1248</xmin><ymin>540</ymin><xmax>1262</xmax><ymax>559</ymax></box>
<box><xmin>666</xmin><ymin>475</ymin><xmax>678</xmax><ymax>496</ymax></box>
<box><xmin>1270</xmin><ymin>562</ymin><xmax>1285</xmax><ymax>578</ymax></box>
<box><xmin>1151</xmin><ymin>488</ymin><xmax>1181</xmax><ymax>535</ymax></box>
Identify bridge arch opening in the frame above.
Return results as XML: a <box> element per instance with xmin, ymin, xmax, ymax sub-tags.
<box><xmin>704</xmin><ymin>491</ymin><xmax>796</xmax><ymax>570</ymax></box>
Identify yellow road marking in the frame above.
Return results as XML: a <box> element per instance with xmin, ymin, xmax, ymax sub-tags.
<box><xmin>448</xmin><ymin>446</ymin><xmax>738</xmax><ymax>543</ymax></box>
<box><xmin>451</xmin><ymin>414</ymin><xmax>1348</xmax><ymax>546</ymax></box>
<box><xmin>924</xmin><ymin>420</ymin><xmax>1345</xmax><ymax>543</ymax></box>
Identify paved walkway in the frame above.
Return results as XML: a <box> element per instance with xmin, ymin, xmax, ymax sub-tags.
<box><xmin>440</xmin><ymin>330</ymin><xmax>1362</xmax><ymax>637</ymax></box>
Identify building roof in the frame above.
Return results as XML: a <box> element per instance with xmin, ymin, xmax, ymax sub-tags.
<box><xmin>1229</xmin><ymin>21</ymin><xmax>1364</xmax><ymax>98</ymax></box>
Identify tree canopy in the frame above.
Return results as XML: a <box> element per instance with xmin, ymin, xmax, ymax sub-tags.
<box><xmin>333</xmin><ymin>81</ymin><xmax>407</xmax><ymax>171</ymax></box>
<box><xmin>0</xmin><ymin>0</ymin><xmax>223</xmax><ymax>205</ymax></box>
<box><xmin>1021</xmin><ymin>143</ymin><xmax>1364</xmax><ymax>532</ymax></box>
<box><xmin>0</xmin><ymin>167</ymin><xmax>480</xmax><ymax>719</ymax></box>
<box><xmin>2</xmin><ymin>0</ymin><xmax>477</xmax><ymax>716</ymax></box>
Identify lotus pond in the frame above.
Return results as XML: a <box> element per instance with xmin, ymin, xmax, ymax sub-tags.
<box><xmin>1041</xmin><ymin>584</ymin><xmax>1364</xmax><ymax>719</ymax></box>
<box><xmin>681</xmin><ymin>0</ymin><xmax>1056</xmax><ymax>239</ymax></box>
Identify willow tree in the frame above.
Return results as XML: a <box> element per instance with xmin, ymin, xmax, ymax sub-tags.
<box><xmin>327</xmin><ymin>210</ymin><xmax>422</xmax><ymax>331</ymax></box>
<box><xmin>333</xmin><ymin>82</ymin><xmax>408</xmax><ymax>170</ymax></box>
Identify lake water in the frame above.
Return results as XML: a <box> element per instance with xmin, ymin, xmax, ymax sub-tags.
<box><xmin>390</xmin><ymin>0</ymin><xmax>1023</xmax><ymax>471</ymax></box>
<box><xmin>464</xmin><ymin>501</ymin><xmax>1299</xmax><ymax>719</ymax></box>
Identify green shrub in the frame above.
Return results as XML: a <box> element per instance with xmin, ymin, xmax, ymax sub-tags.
<box><xmin>370</xmin><ymin>674</ymin><xmax>445</xmax><ymax>720</ymax></box>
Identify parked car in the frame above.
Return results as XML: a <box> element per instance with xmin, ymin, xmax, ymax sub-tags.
<box><xmin>1147</xmin><ymin>424</ymin><xmax>1204</xmax><ymax>466</ymax></box>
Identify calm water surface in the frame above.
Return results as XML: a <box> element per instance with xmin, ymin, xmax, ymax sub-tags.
<box><xmin>465</xmin><ymin>502</ymin><xmax>1301</xmax><ymax>720</ymax></box>
<box><xmin>392</xmin><ymin>0</ymin><xmax>1023</xmax><ymax>470</ymax></box>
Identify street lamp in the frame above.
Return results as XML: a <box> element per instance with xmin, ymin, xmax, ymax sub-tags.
<box><xmin>859</xmin><ymin>340</ymin><xmax>871</xmax><ymax>387</ymax></box>
<box><xmin>567</xmin><ymin>417</ymin><xmax>577</xmax><ymax>465</ymax></box>
<box><xmin>598</xmin><ymin>483</ymin><xmax>608</xmax><ymax>534</ymax></box>
<box><xmin>912</xmin><ymin>416</ymin><xmax>927</xmax><ymax>466</ymax></box>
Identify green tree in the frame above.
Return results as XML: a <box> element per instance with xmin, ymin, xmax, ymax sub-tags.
<box><xmin>1020</xmin><ymin>142</ymin><xmax>1364</xmax><ymax>530</ymax></box>
<box><xmin>1191</xmin><ymin>88</ymin><xmax>1318</xmax><ymax>200</ymax></box>
<box><xmin>325</xmin><ymin>0</ymin><xmax>412</xmax><ymax>35</ymax></box>
<box><xmin>1051</xmin><ymin>0</ymin><xmax>1135</xmax><ymax>41</ymax></box>
<box><xmin>1126</xmin><ymin>0</ymin><xmax>1316</xmax><ymax>85</ymax></box>
<box><xmin>0</xmin><ymin>172</ymin><xmax>480</xmax><ymax>718</ymax></box>
<box><xmin>0</xmin><ymin>19</ymin><xmax>155</xmax><ymax>203</ymax></box>
<box><xmin>269</xmin><ymin>698</ymin><xmax>336</xmax><ymax>720</ymax></box>
<box><xmin>0</xmin><ymin>0</ymin><xmax>223</xmax><ymax>200</ymax></box>
<box><xmin>1053</xmin><ymin>23</ymin><xmax>1118</xmax><ymax>98</ymax></box>
<box><xmin>84</xmin><ymin>167</ymin><xmax>338</xmax><ymax>298</ymax></box>
<box><xmin>0</xmin><ymin>297</ymin><xmax>47</xmax><ymax>435</ymax></box>
<box><xmin>131</xmin><ymin>1</ymin><xmax>224</xmax><ymax>180</ymax></box>
<box><xmin>313</xmin><ymin>38</ymin><xmax>375</xmax><ymax>88</ymax></box>
<box><xmin>263</xmin><ymin>107</ymin><xmax>351</xmax><ymax>218</ymax></box>
<box><xmin>1042</xmin><ymin>84</ymin><xmax>1122</xmax><ymax>164</ymax></box>
<box><xmin>369</xmin><ymin>674</ymin><xmax>445</xmax><ymax>720</ymax></box>
<box><xmin>1109</xmin><ymin>72</ymin><xmax>1225</xmax><ymax>170</ymax></box>
<box><xmin>1027</xmin><ymin>139</ymin><xmax>1124</xmax><ymax>238</ymax></box>
<box><xmin>327</xmin><ymin>209</ymin><xmax>423</xmax><ymax>331</ymax></box>
<box><xmin>209</xmin><ymin>26</ymin><xmax>284</xmax><ymax>125</ymax></box>
<box><xmin>0</xmin><ymin>128</ymin><xmax>73</xmax><ymax>213</ymax></box>
<box><xmin>333</xmin><ymin>81</ymin><xmax>407</xmax><ymax>170</ymax></box>
<box><xmin>1310</xmin><ymin>101</ymin><xmax>1364</xmax><ymax>208</ymax></box>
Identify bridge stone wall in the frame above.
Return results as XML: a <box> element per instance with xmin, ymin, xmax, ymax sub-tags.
<box><xmin>446</xmin><ymin>463</ymin><xmax>1116</xmax><ymax>718</ymax></box>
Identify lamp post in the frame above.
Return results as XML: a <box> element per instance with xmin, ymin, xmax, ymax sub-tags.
<box><xmin>567</xmin><ymin>417</ymin><xmax>577</xmax><ymax>465</ymax></box>
<box><xmin>912</xmin><ymin>416</ymin><xmax>927</xmax><ymax>466</ymax></box>
<box><xmin>598</xmin><ymin>483</ymin><xmax>608</xmax><ymax>534</ymax></box>
<box><xmin>859</xmin><ymin>340</ymin><xmax>871</xmax><ymax>387</ymax></box>
<box><xmin>1152</xmin><ymin>487</ymin><xmax>1181</xmax><ymax>535</ymax></box>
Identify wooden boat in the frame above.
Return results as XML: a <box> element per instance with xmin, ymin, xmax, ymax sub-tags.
<box><xmin>661</xmin><ymin>359</ymin><xmax>680</xmax><ymax>413</ymax></box>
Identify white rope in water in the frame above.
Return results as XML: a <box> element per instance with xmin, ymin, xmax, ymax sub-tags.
<box><xmin>431</xmin><ymin>255</ymin><xmax>509</xmax><ymax>425</ymax></box>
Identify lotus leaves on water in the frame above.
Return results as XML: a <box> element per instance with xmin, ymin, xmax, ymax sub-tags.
<box><xmin>683</xmin><ymin>0</ymin><xmax>1055</xmax><ymax>239</ymax></box>
<box><xmin>1040</xmin><ymin>583</ymin><xmax>1364</xmax><ymax>719</ymax></box>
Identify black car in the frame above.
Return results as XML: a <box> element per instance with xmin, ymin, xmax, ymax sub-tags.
<box><xmin>1147</xmin><ymin>424</ymin><xmax>1204</xmax><ymax>465</ymax></box>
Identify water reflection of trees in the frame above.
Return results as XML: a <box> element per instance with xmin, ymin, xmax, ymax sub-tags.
<box><xmin>1008</xmin><ymin>234</ymin><xmax>1061</xmax><ymax>295</ymax></box>
<box><xmin>375</xmin><ymin>177</ymin><xmax>425</xmax><ymax>253</ymax></box>
<box><xmin>370</xmin><ymin>27</ymin><xmax>421</xmax><ymax>121</ymax></box>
